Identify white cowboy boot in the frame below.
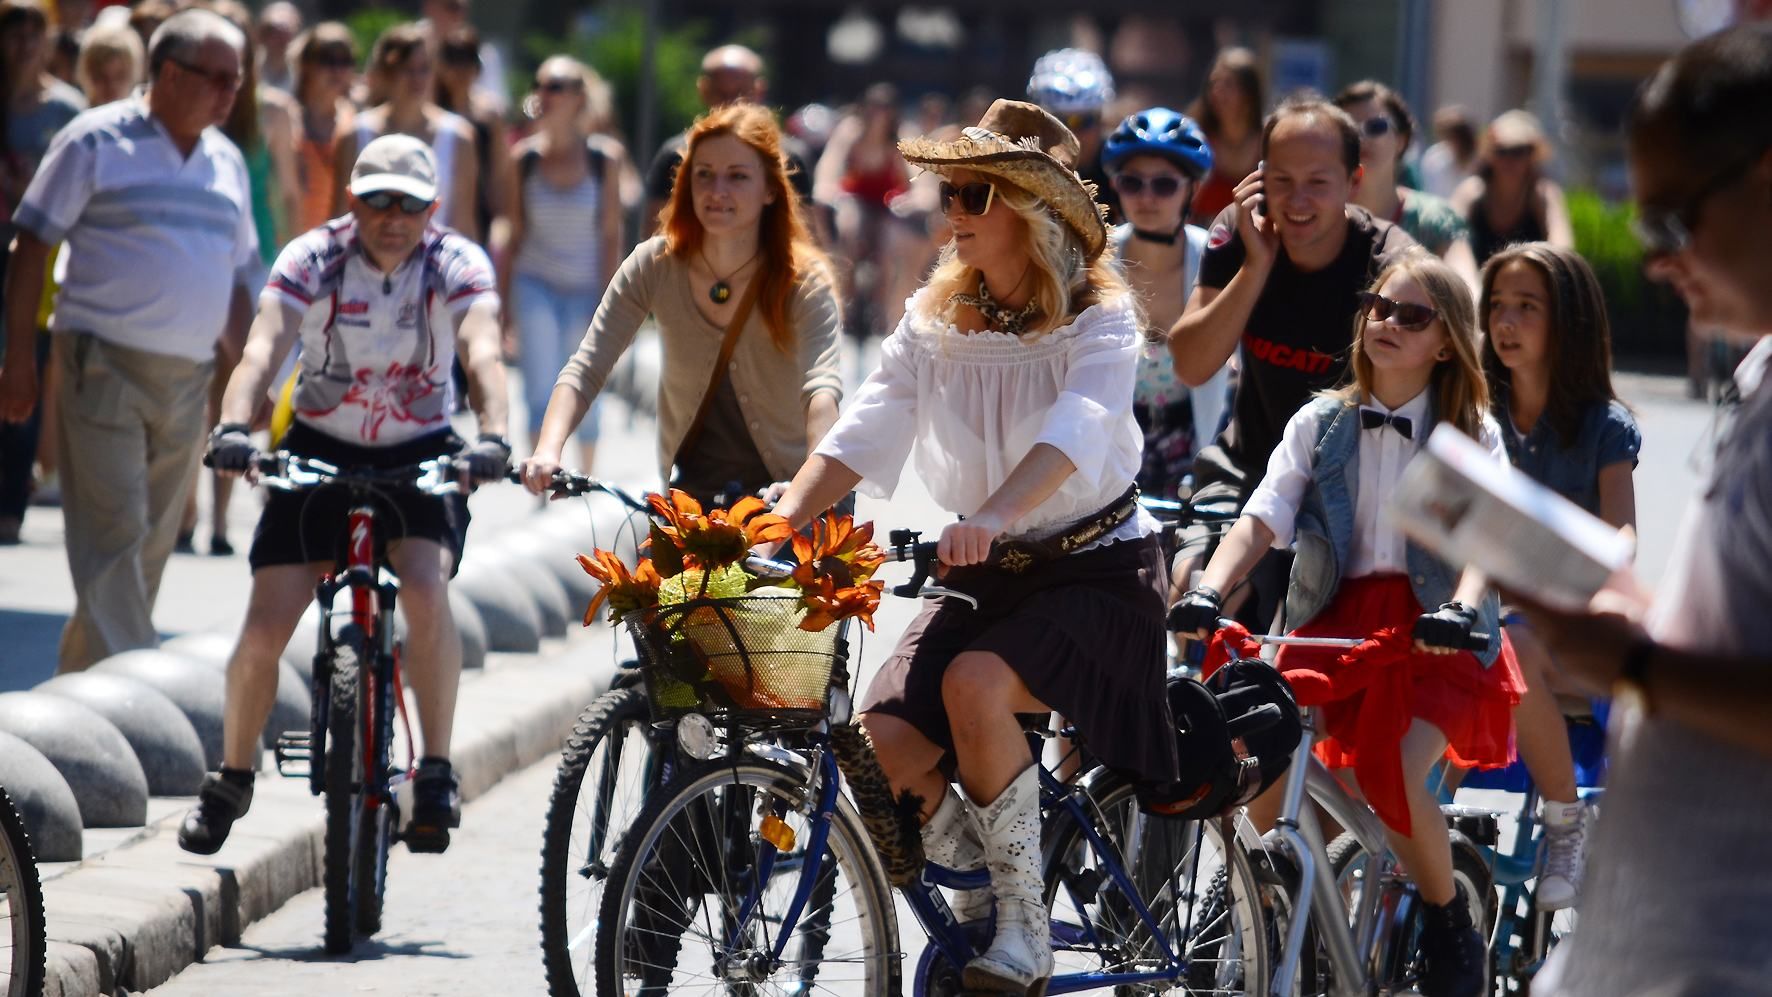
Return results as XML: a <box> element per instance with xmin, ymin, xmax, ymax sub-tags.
<box><xmin>921</xmin><ymin>785</ymin><xmax>993</xmax><ymax>922</ymax></box>
<box><xmin>963</xmin><ymin>764</ymin><xmax>1053</xmax><ymax>996</ymax></box>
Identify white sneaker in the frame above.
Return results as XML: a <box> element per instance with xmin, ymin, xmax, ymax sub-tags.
<box><xmin>1536</xmin><ymin>799</ymin><xmax>1587</xmax><ymax>911</ymax></box>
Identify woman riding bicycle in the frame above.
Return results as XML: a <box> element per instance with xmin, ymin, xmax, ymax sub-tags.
<box><xmin>770</xmin><ymin>99</ymin><xmax>1177</xmax><ymax>997</ymax></box>
<box><xmin>1172</xmin><ymin>250</ymin><xmax>1525</xmax><ymax>997</ymax></box>
<box><xmin>519</xmin><ymin>102</ymin><xmax>841</xmax><ymax>510</ymax></box>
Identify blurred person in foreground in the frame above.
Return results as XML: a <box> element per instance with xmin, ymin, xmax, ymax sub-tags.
<box><xmin>1526</xmin><ymin>24</ymin><xmax>1772</xmax><ymax>995</ymax></box>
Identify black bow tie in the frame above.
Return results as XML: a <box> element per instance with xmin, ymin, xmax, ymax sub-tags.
<box><xmin>1360</xmin><ymin>407</ymin><xmax>1414</xmax><ymax>440</ymax></box>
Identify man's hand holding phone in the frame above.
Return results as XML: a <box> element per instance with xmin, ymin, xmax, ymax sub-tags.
<box><xmin>1233</xmin><ymin>162</ymin><xmax>1280</xmax><ymax>273</ymax></box>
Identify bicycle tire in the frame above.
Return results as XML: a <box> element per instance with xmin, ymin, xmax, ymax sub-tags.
<box><xmin>322</xmin><ymin>630</ymin><xmax>365</xmax><ymax>955</ymax></box>
<box><xmin>352</xmin><ymin>640</ymin><xmax>396</xmax><ymax>938</ymax></box>
<box><xmin>1327</xmin><ymin>829</ymin><xmax>1496</xmax><ymax>993</ymax></box>
<box><xmin>537</xmin><ymin>684</ymin><xmax>661</xmax><ymax>996</ymax></box>
<box><xmin>1038</xmin><ymin>772</ymin><xmax>1269</xmax><ymax>995</ymax></box>
<box><xmin>1</xmin><ymin>786</ymin><xmax>45</xmax><ymax>997</ymax></box>
<box><xmin>594</xmin><ymin>756</ymin><xmax>898</xmax><ymax>996</ymax></box>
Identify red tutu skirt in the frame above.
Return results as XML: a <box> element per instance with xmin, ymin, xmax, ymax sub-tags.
<box><xmin>1272</xmin><ymin>575</ymin><xmax>1524</xmax><ymax>835</ymax></box>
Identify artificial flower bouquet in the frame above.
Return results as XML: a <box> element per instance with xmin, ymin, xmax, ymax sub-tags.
<box><xmin>575</xmin><ymin>490</ymin><xmax>886</xmax><ymax>712</ymax></box>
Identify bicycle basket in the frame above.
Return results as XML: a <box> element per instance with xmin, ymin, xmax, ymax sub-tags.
<box><xmin>623</xmin><ymin>590</ymin><xmax>847</xmax><ymax>726</ymax></box>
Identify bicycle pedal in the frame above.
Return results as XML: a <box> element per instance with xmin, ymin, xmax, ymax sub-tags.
<box><xmin>274</xmin><ymin>731</ymin><xmax>314</xmax><ymax>778</ymax></box>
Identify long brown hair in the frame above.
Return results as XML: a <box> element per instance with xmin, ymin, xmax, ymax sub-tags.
<box><xmin>202</xmin><ymin>0</ymin><xmax>261</xmax><ymax>149</ymax></box>
<box><xmin>660</xmin><ymin>103</ymin><xmax>832</xmax><ymax>352</ymax></box>
<box><xmin>1192</xmin><ymin>47</ymin><xmax>1264</xmax><ymax>143</ymax></box>
<box><xmin>290</xmin><ymin>21</ymin><xmax>356</xmax><ymax>107</ymax></box>
<box><xmin>1334</xmin><ymin>249</ymin><xmax>1489</xmax><ymax>440</ymax></box>
<box><xmin>1479</xmin><ymin>242</ymin><xmax>1618</xmax><ymax>445</ymax></box>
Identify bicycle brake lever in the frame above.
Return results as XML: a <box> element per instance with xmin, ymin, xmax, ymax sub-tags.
<box><xmin>918</xmin><ymin>586</ymin><xmax>979</xmax><ymax>610</ymax></box>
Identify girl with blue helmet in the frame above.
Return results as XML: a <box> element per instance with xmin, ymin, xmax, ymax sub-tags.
<box><xmin>1104</xmin><ymin>107</ymin><xmax>1232</xmax><ymax>506</ymax></box>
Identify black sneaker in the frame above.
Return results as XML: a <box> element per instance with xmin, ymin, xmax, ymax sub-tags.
<box><xmin>406</xmin><ymin>758</ymin><xmax>460</xmax><ymax>854</ymax></box>
<box><xmin>178</xmin><ymin>771</ymin><xmax>254</xmax><ymax>855</ymax></box>
<box><xmin>1417</xmin><ymin>884</ymin><xmax>1487</xmax><ymax>997</ymax></box>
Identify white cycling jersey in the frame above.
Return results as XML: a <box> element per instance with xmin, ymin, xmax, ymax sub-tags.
<box><xmin>266</xmin><ymin>216</ymin><xmax>497</xmax><ymax>447</ymax></box>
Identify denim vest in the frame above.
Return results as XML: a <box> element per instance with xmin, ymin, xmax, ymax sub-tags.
<box><xmin>1282</xmin><ymin>394</ymin><xmax>1502</xmax><ymax>667</ymax></box>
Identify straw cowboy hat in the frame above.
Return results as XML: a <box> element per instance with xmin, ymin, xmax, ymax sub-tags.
<box><xmin>899</xmin><ymin>98</ymin><xmax>1109</xmax><ymax>260</ymax></box>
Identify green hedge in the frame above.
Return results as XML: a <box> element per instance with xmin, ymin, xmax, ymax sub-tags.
<box><xmin>1567</xmin><ymin>188</ymin><xmax>1686</xmax><ymax>358</ymax></box>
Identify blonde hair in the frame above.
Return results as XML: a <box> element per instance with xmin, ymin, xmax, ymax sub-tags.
<box><xmin>76</xmin><ymin>23</ymin><xmax>144</xmax><ymax>98</ymax></box>
<box><xmin>535</xmin><ymin>55</ymin><xmax>612</xmax><ymax>135</ymax></box>
<box><xmin>1332</xmin><ymin>248</ymin><xmax>1489</xmax><ymax>439</ymax></box>
<box><xmin>918</xmin><ymin>179</ymin><xmax>1135</xmax><ymax>339</ymax></box>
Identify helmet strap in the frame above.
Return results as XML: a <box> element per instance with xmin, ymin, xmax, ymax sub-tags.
<box><xmin>1131</xmin><ymin>220</ymin><xmax>1185</xmax><ymax>246</ymax></box>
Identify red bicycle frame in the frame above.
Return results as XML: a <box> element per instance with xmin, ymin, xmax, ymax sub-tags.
<box><xmin>340</xmin><ymin>503</ymin><xmax>417</xmax><ymax>799</ymax></box>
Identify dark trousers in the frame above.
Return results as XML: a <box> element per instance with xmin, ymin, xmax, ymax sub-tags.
<box><xmin>0</xmin><ymin>237</ymin><xmax>50</xmax><ymax>519</ymax></box>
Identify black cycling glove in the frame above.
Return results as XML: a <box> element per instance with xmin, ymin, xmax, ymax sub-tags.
<box><xmin>456</xmin><ymin>433</ymin><xmax>512</xmax><ymax>486</ymax></box>
<box><xmin>1412</xmin><ymin>601</ymin><xmax>1480</xmax><ymax>651</ymax></box>
<box><xmin>206</xmin><ymin>422</ymin><xmax>255</xmax><ymax>473</ymax></box>
<box><xmin>1167</xmin><ymin>586</ymin><xmax>1224</xmax><ymax>637</ymax></box>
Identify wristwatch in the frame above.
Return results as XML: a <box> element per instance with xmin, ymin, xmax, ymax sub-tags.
<box><xmin>1614</xmin><ymin>638</ymin><xmax>1657</xmax><ymax>715</ymax></box>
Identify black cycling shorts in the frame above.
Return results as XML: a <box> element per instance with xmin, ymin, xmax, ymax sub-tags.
<box><xmin>247</xmin><ymin>422</ymin><xmax>470</xmax><ymax>576</ymax></box>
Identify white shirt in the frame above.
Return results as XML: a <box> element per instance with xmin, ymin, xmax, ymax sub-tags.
<box><xmin>1242</xmin><ymin>389</ymin><xmax>1505</xmax><ymax>576</ymax></box>
<box><xmin>13</xmin><ymin>96</ymin><xmax>259</xmax><ymax>362</ymax></box>
<box><xmin>265</xmin><ymin>216</ymin><xmax>497</xmax><ymax>447</ymax></box>
<box><xmin>817</xmin><ymin>288</ymin><xmax>1155</xmax><ymax>543</ymax></box>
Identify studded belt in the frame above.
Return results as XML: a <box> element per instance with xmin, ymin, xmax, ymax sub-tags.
<box><xmin>989</xmin><ymin>485</ymin><xmax>1140</xmax><ymax>574</ymax></box>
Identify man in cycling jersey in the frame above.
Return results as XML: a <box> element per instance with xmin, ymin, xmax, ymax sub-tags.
<box><xmin>178</xmin><ymin>135</ymin><xmax>510</xmax><ymax>857</ymax></box>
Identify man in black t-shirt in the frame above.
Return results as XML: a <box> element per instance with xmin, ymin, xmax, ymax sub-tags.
<box><xmin>642</xmin><ymin>44</ymin><xmax>815</xmax><ymax>235</ymax></box>
<box><xmin>1167</xmin><ymin>96</ymin><xmax>1415</xmax><ymax>620</ymax></box>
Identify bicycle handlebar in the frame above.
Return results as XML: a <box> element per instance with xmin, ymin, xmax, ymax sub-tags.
<box><xmin>506</xmin><ymin>467</ymin><xmax>651</xmax><ymax>513</ymax></box>
<box><xmin>228</xmin><ymin>451</ymin><xmax>461</xmax><ymax>496</ymax></box>
<box><xmin>1220</xmin><ymin>617</ymin><xmax>1493</xmax><ymax>653</ymax></box>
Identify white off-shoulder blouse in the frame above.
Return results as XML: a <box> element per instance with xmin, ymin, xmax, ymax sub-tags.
<box><xmin>816</xmin><ymin>287</ymin><xmax>1156</xmax><ymax>544</ymax></box>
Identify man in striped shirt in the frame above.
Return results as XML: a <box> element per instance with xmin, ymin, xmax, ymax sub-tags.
<box><xmin>1</xmin><ymin>8</ymin><xmax>259</xmax><ymax>671</ymax></box>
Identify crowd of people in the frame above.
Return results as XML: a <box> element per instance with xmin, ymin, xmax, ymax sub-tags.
<box><xmin>1</xmin><ymin>1</ymin><xmax>1768</xmax><ymax>992</ymax></box>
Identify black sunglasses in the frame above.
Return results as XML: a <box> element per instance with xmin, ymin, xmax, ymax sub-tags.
<box><xmin>359</xmin><ymin>190</ymin><xmax>433</xmax><ymax>214</ymax></box>
<box><xmin>172</xmin><ymin>57</ymin><xmax>241</xmax><ymax>92</ymax></box>
<box><xmin>1494</xmin><ymin>143</ymin><xmax>1536</xmax><ymax>159</ymax></box>
<box><xmin>1357</xmin><ymin>290</ymin><xmax>1438</xmax><ymax>331</ymax></box>
<box><xmin>1633</xmin><ymin>148</ymin><xmax>1765</xmax><ymax>258</ymax></box>
<box><xmin>535</xmin><ymin>78</ymin><xmax>582</xmax><ymax>94</ymax></box>
<box><xmin>939</xmin><ymin>181</ymin><xmax>996</xmax><ymax>216</ymax></box>
<box><xmin>1112</xmin><ymin>173</ymin><xmax>1184</xmax><ymax>198</ymax></box>
<box><xmin>306</xmin><ymin>51</ymin><xmax>355</xmax><ymax>69</ymax></box>
<box><xmin>1359</xmin><ymin>115</ymin><xmax>1393</xmax><ymax>139</ymax></box>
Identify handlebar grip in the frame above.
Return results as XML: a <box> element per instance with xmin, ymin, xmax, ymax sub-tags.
<box><xmin>1464</xmin><ymin>631</ymin><xmax>1493</xmax><ymax>653</ymax></box>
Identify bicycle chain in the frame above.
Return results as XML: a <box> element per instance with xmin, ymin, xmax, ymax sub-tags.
<box><xmin>829</xmin><ymin>721</ymin><xmax>925</xmax><ymax>888</ymax></box>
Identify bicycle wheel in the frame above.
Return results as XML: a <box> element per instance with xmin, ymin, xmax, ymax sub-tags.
<box><xmin>1039</xmin><ymin>772</ymin><xmax>1269</xmax><ymax>995</ymax></box>
<box><xmin>1327</xmin><ymin>829</ymin><xmax>1495</xmax><ymax>994</ymax></box>
<box><xmin>595</xmin><ymin>756</ymin><xmax>898</xmax><ymax>996</ymax></box>
<box><xmin>1</xmin><ymin>787</ymin><xmax>45</xmax><ymax>997</ymax></box>
<box><xmin>353</xmin><ymin>641</ymin><xmax>397</xmax><ymax>938</ymax></box>
<box><xmin>322</xmin><ymin>628</ymin><xmax>366</xmax><ymax>955</ymax></box>
<box><xmin>538</xmin><ymin>683</ymin><xmax>665</xmax><ymax>996</ymax></box>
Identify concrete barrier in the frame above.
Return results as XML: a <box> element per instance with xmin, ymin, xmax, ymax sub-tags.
<box><xmin>0</xmin><ymin>692</ymin><xmax>148</xmax><ymax>828</ymax></box>
<box><xmin>0</xmin><ymin>729</ymin><xmax>83</xmax><ymax>861</ymax></box>
<box><xmin>452</xmin><ymin>557</ymin><xmax>542</xmax><ymax>652</ymax></box>
<box><xmin>91</xmin><ymin>651</ymin><xmax>228</xmax><ymax>771</ymax></box>
<box><xmin>449</xmin><ymin>586</ymin><xmax>488</xmax><ymax>670</ymax></box>
<box><xmin>35</xmin><ymin>672</ymin><xmax>206</xmax><ymax>797</ymax></box>
<box><xmin>160</xmin><ymin>636</ymin><xmax>312</xmax><ymax>751</ymax></box>
<box><xmin>499</xmin><ymin>525</ymin><xmax>598</xmax><ymax>611</ymax></box>
<box><xmin>475</xmin><ymin>549</ymin><xmax>571</xmax><ymax>638</ymax></box>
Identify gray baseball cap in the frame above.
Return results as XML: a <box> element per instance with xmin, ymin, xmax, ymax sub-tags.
<box><xmin>349</xmin><ymin>134</ymin><xmax>438</xmax><ymax>202</ymax></box>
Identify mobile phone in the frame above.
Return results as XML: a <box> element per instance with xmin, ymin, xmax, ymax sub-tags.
<box><xmin>1249</xmin><ymin>160</ymin><xmax>1267</xmax><ymax>223</ymax></box>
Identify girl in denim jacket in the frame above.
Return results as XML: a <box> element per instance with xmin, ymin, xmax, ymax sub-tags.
<box><xmin>1175</xmin><ymin>249</ymin><xmax>1524</xmax><ymax>997</ymax></box>
<box><xmin>1481</xmin><ymin>242</ymin><xmax>1639</xmax><ymax>911</ymax></box>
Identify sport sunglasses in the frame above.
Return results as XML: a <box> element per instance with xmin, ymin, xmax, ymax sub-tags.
<box><xmin>1356</xmin><ymin>290</ymin><xmax>1438</xmax><ymax>330</ymax></box>
<box><xmin>1112</xmin><ymin>173</ymin><xmax>1184</xmax><ymax>198</ymax></box>
<box><xmin>359</xmin><ymin>191</ymin><xmax>433</xmax><ymax>214</ymax></box>
<box><xmin>939</xmin><ymin>181</ymin><xmax>996</xmax><ymax>216</ymax></box>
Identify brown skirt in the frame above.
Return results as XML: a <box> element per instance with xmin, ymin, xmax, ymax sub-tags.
<box><xmin>860</xmin><ymin>534</ymin><xmax>1179</xmax><ymax>783</ymax></box>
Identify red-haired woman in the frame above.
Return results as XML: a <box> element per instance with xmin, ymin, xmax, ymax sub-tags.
<box><xmin>518</xmin><ymin>103</ymin><xmax>843</xmax><ymax>508</ymax></box>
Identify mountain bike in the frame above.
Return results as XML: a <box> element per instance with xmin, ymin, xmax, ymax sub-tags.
<box><xmin>1202</xmin><ymin>624</ymin><xmax>1498</xmax><ymax>997</ymax></box>
<box><xmin>250</xmin><ymin>452</ymin><xmax>462</xmax><ymax>954</ymax></box>
<box><xmin>1</xmin><ymin>786</ymin><xmax>45</xmax><ymax>997</ymax></box>
<box><xmin>594</xmin><ymin>531</ymin><xmax>1276</xmax><ymax>996</ymax></box>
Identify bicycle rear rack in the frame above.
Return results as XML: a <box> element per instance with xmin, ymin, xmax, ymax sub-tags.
<box><xmin>275</xmin><ymin>731</ymin><xmax>314</xmax><ymax>778</ymax></box>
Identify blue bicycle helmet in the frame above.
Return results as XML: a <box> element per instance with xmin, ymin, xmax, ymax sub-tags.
<box><xmin>1103</xmin><ymin>107</ymin><xmax>1213</xmax><ymax>180</ymax></box>
<box><xmin>1027</xmin><ymin>48</ymin><xmax>1115</xmax><ymax>116</ymax></box>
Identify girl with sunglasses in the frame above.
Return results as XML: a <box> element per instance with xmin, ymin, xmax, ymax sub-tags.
<box><xmin>1102</xmin><ymin>106</ymin><xmax>1232</xmax><ymax>503</ymax></box>
<box><xmin>1174</xmin><ymin>249</ymin><xmax>1525</xmax><ymax>997</ymax></box>
<box><xmin>770</xmin><ymin>99</ymin><xmax>1176</xmax><ymax>996</ymax></box>
<box><xmin>1451</xmin><ymin>110</ymin><xmax>1575</xmax><ymax>266</ymax></box>
<box><xmin>1478</xmin><ymin>241</ymin><xmax>1639</xmax><ymax>912</ymax></box>
<box><xmin>1333</xmin><ymin>80</ymin><xmax>1480</xmax><ymax>289</ymax></box>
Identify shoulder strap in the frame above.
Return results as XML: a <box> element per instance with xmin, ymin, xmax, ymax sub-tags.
<box><xmin>673</xmin><ymin>276</ymin><xmax>764</xmax><ymax>468</ymax></box>
<box><xmin>585</xmin><ymin>138</ymin><xmax>606</xmax><ymax>183</ymax></box>
<box><xmin>1182</xmin><ymin>224</ymin><xmax>1207</xmax><ymax>296</ymax></box>
<box><xmin>519</xmin><ymin>146</ymin><xmax>540</xmax><ymax>183</ymax></box>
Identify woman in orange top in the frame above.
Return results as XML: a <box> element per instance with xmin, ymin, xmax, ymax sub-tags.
<box><xmin>289</xmin><ymin>22</ymin><xmax>356</xmax><ymax>231</ymax></box>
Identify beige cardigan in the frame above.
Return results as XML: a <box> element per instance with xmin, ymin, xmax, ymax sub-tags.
<box><xmin>555</xmin><ymin>237</ymin><xmax>843</xmax><ymax>483</ymax></box>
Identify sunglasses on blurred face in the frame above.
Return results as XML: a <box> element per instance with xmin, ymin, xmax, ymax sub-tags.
<box><xmin>1359</xmin><ymin>115</ymin><xmax>1393</xmax><ymax>139</ymax></box>
<box><xmin>1357</xmin><ymin>291</ymin><xmax>1438</xmax><ymax>330</ymax></box>
<box><xmin>173</xmin><ymin>58</ymin><xmax>241</xmax><ymax>92</ymax></box>
<box><xmin>1494</xmin><ymin>144</ymin><xmax>1535</xmax><ymax>159</ymax></box>
<box><xmin>535</xmin><ymin>77</ymin><xmax>582</xmax><ymax>94</ymax></box>
<box><xmin>1112</xmin><ymin>173</ymin><xmax>1184</xmax><ymax>198</ymax></box>
<box><xmin>307</xmin><ymin>50</ymin><xmax>355</xmax><ymax>69</ymax></box>
<box><xmin>1632</xmin><ymin>147</ymin><xmax>1766</xmax><ymax>257</ymax></box>
<box><xmin>939</xmin><ymin>181</ymin><xmax>996</xmax><ymax>216</ymax></box>
<box><xmin>359</xmin><ymin>191</ymin><xmax>432</xmax><ymax>214</ymax></box>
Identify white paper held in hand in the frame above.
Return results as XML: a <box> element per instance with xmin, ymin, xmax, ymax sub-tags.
<box><xmin>1388</xmin><ymin>424</ymin><xmax>1635</xmax><ymax>611</ymax></box>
